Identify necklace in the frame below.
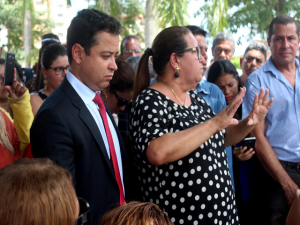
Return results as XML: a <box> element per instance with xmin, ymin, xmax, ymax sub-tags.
<box><xmin>157</xmin><ymin>80</ymin><xmax>187</xmax><ymax>106</ymax></box>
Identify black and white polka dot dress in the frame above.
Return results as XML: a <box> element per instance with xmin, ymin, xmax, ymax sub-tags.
<box><xmin>130</xmin><ymin>88</ymin><xmax>239</xmax><ymax>225</ymax></box>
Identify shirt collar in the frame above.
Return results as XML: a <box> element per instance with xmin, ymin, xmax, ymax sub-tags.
<box><xmin>264</xmin><ymin>56</ymin><xmax>299</xmax><ymax>78</ymax></box>
<box><xmin>66</xmin><ymin>70</ymin><xmax>99</xmax><ymax>105</ymax></box>
<box><xmin>194</xmin><ymin>79</ymin><xmax>210</xmax><ymax>95</ymax></box>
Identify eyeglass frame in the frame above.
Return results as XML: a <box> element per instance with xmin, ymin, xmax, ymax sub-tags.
<box><xmin>48</xmin><ymin>65</ymin><xmax>69</xmax><ymax>75</ymax></box>
<box><xmin>244</xmin><ymin>55</ymin><xmax>264</xmax><ymax>64</ymax></box>
<box><xmin>76</xmin><ymin>197</ymin><xmax>90</xmax><ymax>225</ymax></box>
<box><xmin>110</xmin><ymin>88</ymin><xmax>132</xmax><ymax>107</ymax></box>
<box><xmin>0</xmin><ymin>75</ymin><xmax>4</xmax><ymax>85</ymax></box>
<box><xmin>176</xmin><ymin>46</ymin><xmax>201</xmax><ymax>60</ymax></box>
<box><xmin>122</xmin><ymin>49</ymin><xmax>142</xmax><ymax>55</ymax></box>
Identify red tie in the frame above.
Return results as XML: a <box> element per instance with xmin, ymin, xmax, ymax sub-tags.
<box><xmin>93</xmin><ymin>93</ymin><xmax>125</xmax><ymax>206</ymax></box>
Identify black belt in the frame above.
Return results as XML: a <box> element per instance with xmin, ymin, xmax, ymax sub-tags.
<box><xmin>280</xmin><ymin>160</ymin><xmax>300</xmax><ymax>172</ymax></box>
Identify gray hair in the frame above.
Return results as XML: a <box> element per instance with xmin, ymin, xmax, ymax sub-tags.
<box><xmin>244</xmin><ymin>42</ymin><xmax>268</xmax><ymax>60</ymax></box>
<box><xmin>212</xmin><ymin>32</ymin><xmax>235</xmax><ymax>53</ymax></box>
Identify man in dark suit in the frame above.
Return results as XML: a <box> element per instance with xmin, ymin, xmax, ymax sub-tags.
<box><xmin>31</xmin><ymin>9</ymin><xmax>136</xmax><ymax>225</ymax></box>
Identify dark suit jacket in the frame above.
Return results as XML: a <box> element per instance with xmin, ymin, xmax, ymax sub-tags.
<box><xmin>31</xmin><ymin>78</ymin><xmax>136</xmax><ymax>225</ymax></box>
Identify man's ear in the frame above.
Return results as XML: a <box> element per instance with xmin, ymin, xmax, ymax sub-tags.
<box><xmin>267</xmin><ymin>38</ymin><xmax>271</xmax><ymax>47</ymax></box>
<box><xmin>72</xmin><ymin>43</ymin><xmax>84</xmax><ymax>65</ymax></box>
<box><xmin>240</xmin><ymin>56</ymin><xmax>244</xmax><ymax>68</ymax></box>
<box><xmin>169</xmin><ymin>52</ymin><xmax>179</xmax><ymax>69</ymax></box>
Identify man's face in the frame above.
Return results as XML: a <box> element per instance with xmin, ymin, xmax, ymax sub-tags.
<box><xmin>194</xmin><ymin>34</ymin><xmax>208</xmax><ymax>72</ymax></box>
<box><xmin>121</xmin><ymin>38</ymin><xmax>142</xmax><ymax>61</ymax></box>
<box><xmin>241</xmin><ymin>49</ymin><xmax>266</xmax><ymax>77</ymax></box>
<box><xmin>76</xmin><ymin>31</ymin><xmax>119</xmax><ymax>91</ymax></box>
<box><xmin>268</xmin><ymin>23</ymin><xmax>300</xmax><ymax>67</ymax></box>
<box><xmin>213</xmin><ymin>40</ymin><xmax>234</xmax><ymax>61</ymax></box>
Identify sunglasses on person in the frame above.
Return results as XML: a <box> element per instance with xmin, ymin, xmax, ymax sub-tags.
<box><xmin>176</xmin><ymin>46</ymin><xmax>201</xmax><ymax>60</ymax></box>
<box><xmin>76</xmin><ymin>197</ymin><xmax>90</xmax><ymax>225</ymax></box>
<box><xmin>111</xmin><ymin>89</ymin><xmax>132</xmax><ymax>107</ymax></box>
<box><xmin>49</xmin><ymin>65</ymin><xmax>69</xmax><ymax>75</ymax></box>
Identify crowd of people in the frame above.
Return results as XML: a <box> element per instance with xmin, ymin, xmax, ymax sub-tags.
<box><xmin>0</xmin><ymin>9</ymin><xmax>299</xmax><ymax>225</ymax></box>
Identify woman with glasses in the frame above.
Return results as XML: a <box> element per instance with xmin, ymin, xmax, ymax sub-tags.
<box><xmin>100</xmin><ymin>59</ymin><xmax>134</xmax><ymax>124</ymax></box>
<box><xmin>30</xmin><ymin>43</ymin><xmax>69</xmax><ymax>116</ymax></box>
<box><xmin>130</xmin><ymin>26</ymin><xmax>273</xmax><ymax>225</ymax></box>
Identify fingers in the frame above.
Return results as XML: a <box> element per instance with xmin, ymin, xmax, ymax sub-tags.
<box><xmin>14</xmin><ymin>83</ymin><xmax>23</xmax><ymax>97</ymax></box>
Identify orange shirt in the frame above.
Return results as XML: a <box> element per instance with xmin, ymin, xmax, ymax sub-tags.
<box><xmin>0</xmin><ymin>109</ymin><xmax>21</xmax><ymax>169</ymax></box>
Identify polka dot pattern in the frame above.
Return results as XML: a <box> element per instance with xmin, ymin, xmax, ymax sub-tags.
<box><xmin>130</xmin><ymin>89</ymin><xmax>238</xmax><ymax>224</ymax></box>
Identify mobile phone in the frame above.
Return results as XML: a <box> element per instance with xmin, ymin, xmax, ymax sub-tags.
<box><xmin>243</xmin><ymin>137</ymin><xmax>256</xmax><ymax>152</ymax></box>
<box><xmin>4</xmin><ymin>52</ymin><xmax>15</xmax><ymax>86</ymax></box>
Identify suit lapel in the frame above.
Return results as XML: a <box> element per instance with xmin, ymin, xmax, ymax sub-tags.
<box><xmin>60</xmin><ymin>78</ymin><xmax>115</xmax><ymax>178</ymax></box>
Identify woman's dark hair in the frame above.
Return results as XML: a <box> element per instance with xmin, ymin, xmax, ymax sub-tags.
<box><xmin>207</xmin><ymin>59</ymin><xmax>239</xmax><ymax>84</ymax></box>
<box><xmin>33</xmin><ymin>33</ymin><xmax>60</xmax><ymax>91</ymax></box>
<box><xmin>207</xmin><ymin>59</ymin><xmax>242</xmax><ymax>116</ymax></box>
<box><xmin>110</xmin><ymin>60</ymin><xmax>134</xmax><ymax>93</ymax></box>
<box><xmin>133</xmin><ymin>26</ymin><xmax>190</xmax><ymax>102</ymax></box>
<box><xmin>41</xmin><ymin>43</ymin><xmax>67</xmax><ymax>70</ymax></box>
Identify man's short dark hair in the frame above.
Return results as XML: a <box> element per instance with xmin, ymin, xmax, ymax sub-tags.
<box><xmin>268</xmin><ymin>14</ymin><xmax>299</xmax><ymax>39</ymax></box>
<box><xmin>185</xmin><ymin>25</ymin><xmax>207</xmax><ymax>37</ymax></box>
<box><xmin>120</xmin><ymin>35</ymin><xmax>140</xmax><ymax>54</ymax></box>
<box><xmin>67</xmin><ymin>9</ymin><xmax>122</xmax><ymax>64</ymax></box>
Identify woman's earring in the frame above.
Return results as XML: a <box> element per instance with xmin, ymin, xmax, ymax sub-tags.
<box><xmin>43</xmin><ymin>79</ymin><xmax>48</xmax><ymax>90</ymax></box>
<box><xmin>174</xmin><ymin>67</ymin><xmax>180</xmax><ymax>78</ymax></box>
<box><xmin>104</xmin><ymin>92</ymin><xmax>108</xmax><ymax>101</ymax></box>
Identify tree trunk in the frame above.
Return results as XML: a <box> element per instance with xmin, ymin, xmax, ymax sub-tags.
<box><xmin>24</xmin><ymin>9</ymin><xmax>31</xmax><ymax>67</ymax></box>
<box><xmin>47</xmin><ymin>0</ymin><xmax>52</xmax><ymax>18</ymax></box>
<box><xmin>145</xmin><ymin>0</ymin><xmax>159</xmax><ymax>48</ymax></box>
<box><xmin>278</xmin><ymin>0</ymin><xmax>285</xmax><ymax>14</ymax></box>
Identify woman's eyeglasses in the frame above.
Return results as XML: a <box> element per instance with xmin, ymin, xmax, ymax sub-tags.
<box><xmin>176</xmin><ymin>46</ymin><xmax>200</xmax><ymax>60</ymax></box>
<box><xmin>76</xmin><ymin>197</ymin><xmax>90</xmax><ymax>225</ymax></box>
<box><xmin>49</xmin><ymin>65</ymin><xmax>69</xmax><ymax>75</ymax></box>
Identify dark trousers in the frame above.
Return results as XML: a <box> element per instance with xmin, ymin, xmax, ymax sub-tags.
<box><xmin>259</xmin><ymin>160</ymin><xmax>300</xmax><ymax>225</ymax></box>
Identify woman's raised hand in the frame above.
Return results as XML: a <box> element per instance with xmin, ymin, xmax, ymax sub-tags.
<box><xmin>247</xmin><ymin>87</ymin><xmax>273</xmax><ymax>126</ymax></box>
<box><xmin>212</xmin><ymin>87</ymin><xmax>246</xmax><ymax>131</ymax></box>
<box><xmin>4</xmin><ymin>68</ymin><xmax>27</xmax><ymax>99</ymax></box>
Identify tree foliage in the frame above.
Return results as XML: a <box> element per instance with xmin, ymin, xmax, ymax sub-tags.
<box><xmin>228</xmin><ymin>0</ymin><xmax>300</xmax><ymax>39</ymax></box>
<box><xmin>196</xmin><ymin>0</ymin><xmax>229</xmax><ymax>37</ymax></box>
<box><xmin>90</xmin><ymin>0</ymin><xmax>145</xmax><ymax>40</ymax></box>
<box><xmin>0</xmin><ymin>0</ymin><xmax>55</xmax><ymax>65</ymax></box>
<box><xmin>156</xmin><ymin>0</ymin><xmax>189</xmax><ymax>28</ymax></box>
<box><xmin>198</xmin><ymin>0</ymin><xmax>300</xmax><ymax>40</ymax></box>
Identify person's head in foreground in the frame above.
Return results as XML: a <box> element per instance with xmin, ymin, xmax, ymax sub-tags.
<box><xmin>0</xmin><ymin>158</ymin><xmax>79</xmax><ymax>225</ymax></box>
<box><xmin>100</xmin><ymin>201</ymin><xmax>173</xmax><ymax>225</ymax></box>
<box><xmin>100</xmin><ymin>59</ymin><xmax>134</xmax><ymax>114</ymax></box>
<box><xmin>207</xmin><ymin>59</ymin><xmax>240</xmax><ymax>105</ymax></box>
